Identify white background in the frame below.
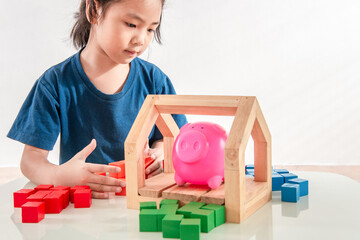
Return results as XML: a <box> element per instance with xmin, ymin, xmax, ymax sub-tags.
<box><xmin>1</xmin><ymin>0</ymin><xmax>359</xmax><ymax>167</ymax></box>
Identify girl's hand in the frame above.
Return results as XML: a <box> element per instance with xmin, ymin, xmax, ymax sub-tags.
<box><xmin>145</xmin><ymin>140</ymin><xmax>164</xmax><ymax>178</ymax></box>
<box><xmin>55</xmin><ymin>139</ymin><xmax>126</xmax><ymax>199</ymax></box>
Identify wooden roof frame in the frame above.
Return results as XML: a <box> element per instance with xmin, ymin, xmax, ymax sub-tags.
<box><xmin>125</xmin><ymin>95</ymin><xmax>272</xmax><ymax>223</ymax></box>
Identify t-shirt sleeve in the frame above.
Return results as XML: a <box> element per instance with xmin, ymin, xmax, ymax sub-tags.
<box><xmin>7</xmin><ymin>78</ymin><xmax>60</xmax><ymax>150</ymax></box>
<box><xmin>149</xmin><ymin>75</ymin><xmax>188</xmax><ymax>146</ymax></box>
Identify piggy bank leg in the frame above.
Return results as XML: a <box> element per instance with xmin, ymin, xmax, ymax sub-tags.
<box><xmin>175</xmin><ymin>173</ymin><xmax>186</xmax><ymax>186</ymax></box>
<box><xmin>207</xmin><ymin>175</ymin><xmax>223</xmax><ymax>189</ymax></box>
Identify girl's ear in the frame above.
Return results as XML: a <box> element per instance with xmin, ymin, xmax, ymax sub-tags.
<box><xmin>85</xmin><ymin>0</ymin><xmax>100</xmax><ymax>24</ymax></box>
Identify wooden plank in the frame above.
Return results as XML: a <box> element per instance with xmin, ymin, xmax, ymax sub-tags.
<box><xmin>154</xmin><ymin>95</ymin><xmax>243</xmax><ymax>116</ymax></box>
<box><xmin>155</xmin><ymin>113</ymin><xmax>179</xmax><ymax>174</ymax></box>
<box><xmin>225</xmin><ymin>97</ymin><xmax>257</xmax><ymax>171</ymax></box>
<box><xmin>162</xmin><ymin>183</ymin><xmax>211</xmax><ymax>202</ymax></box>
<box><xmin>201</xmin><ymin>184</ymin><xmax>225</xmax><ymax>205</ymax></box>
<box><xmin>163</xmin><ymin>137</ymin><xmax>175</xmax><ymax>173</ymax></box>
<box><xmin>138</xmin><ymin>173</ymin><xmax>176</xmax><ymax>198</ymax></box>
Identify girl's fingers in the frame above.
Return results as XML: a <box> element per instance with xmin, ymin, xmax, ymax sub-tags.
<box><xmin>76</xmin><ymin>139</ymin><xmax>97</xmax><ymax>160</ymax></box>
<box><xmin>145</xmin><ymin>161</ymin><xmax>161</xmax><ymax>175</ymax></box>
<box><xmin>92</xmin><ymin>191</ymin><xmax>109</xmax><ymax>199</ymax></box>
<box><xmin>87</xmin><ymin>163</ymin><xmax>121</xmax><ymax>174</ymax></box>
<box><xmin>147</xmin><ymin>166</ymin><xmax>163</xmax><ymax>178</ymax></box>
<box><xmin>88</xmin><ymin>174</ymin><xmax>126</xmax><ymax>187</ymax></box>
<box><xmin>88</xmin><ymin>182</ymin><xmax>123</xmax><ymax>193</ymax></box>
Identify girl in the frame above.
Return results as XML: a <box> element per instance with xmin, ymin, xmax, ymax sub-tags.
<box><xmin>7</xmin><ymin>0</ymin><xmax>187</xmax><ymax>198</ymax></box>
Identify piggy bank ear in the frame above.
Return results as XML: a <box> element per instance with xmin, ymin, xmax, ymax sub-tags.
<box><xmin>180</xmin><ymin>123</ymin><xmax>191</xmax><ymax>132</ymax></box>
<box><xmin>212</xmin><ymin>124</ymin><xmax>227</xmax><ymax>136</ymax></box>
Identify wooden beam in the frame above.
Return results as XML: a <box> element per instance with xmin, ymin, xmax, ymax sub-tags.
<box><xmin>154</xmin><ymin>95</ymin><xmax>244</xmax><ymax>116</ymax></box>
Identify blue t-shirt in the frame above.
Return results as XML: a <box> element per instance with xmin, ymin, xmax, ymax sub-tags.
<box><xmin>8</xmin><ymin>50</ymin><xmax>187</xmax><ymax>165</ymax></box>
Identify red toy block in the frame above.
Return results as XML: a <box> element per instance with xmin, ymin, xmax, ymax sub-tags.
<box><xmin>95</xmin><ymin>172</ymin><xmax>106</xmax><ymax>176</ymax></box>
<box><xmin>145</xmin><ymin>156</ymin><xmax>155</xmax><ymax>169</ymax></box>
<box><xmin>13</xmin><ymin>189</ymin><xmax>36</xmax><ymax>208</ymax></box>
<box><xmin>109</xmin><ymin>160</ymin><xmax>126</xmax><ymax>179</ymax></box>
<box><xmin>74</xmin><ymin>189</ymin><xmax>92</xmax><ymax>208</ymax></box>
<box><xmin>26</xmin><ymin>190</ymin><xmax>51</xmax><ymax>202</ymax></box>
<box><xmin>43</xmin><ymin>191</ymin><xmax>63</xmax><ymax>214</ymax></box>
<box><xmin>145</xmin><ymin>157</ymin><xmax>155</xmax><ymax>179</ymax></box>
<box><xmin>34</xmin><ymin>184</ymin><xmax>54</xmax><ymax>191</ymax></box>
<box><xmin>51</xmin><ymin>186</ymin><xmax>70</xmax><ymax>208</ymax></box>
<box><xmin>22</xmin><ymin>201</ymin><xmax>45</xmax><ymax>223</ymax></box>
<box><xmin>115</xmin><ymin>178</ymin><xmax>126</xmax><ymax>196</ymax></box>
<box><xmin>70</xmin><ymin>185</ymin><xmax>90</xmax><ymax>203</ymax></box>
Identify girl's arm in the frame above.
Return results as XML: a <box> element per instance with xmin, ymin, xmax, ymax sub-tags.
<box><xmin>20</xmin><ymin>139</ymin><xmax>125</xmax><ymax>198</ymax></box>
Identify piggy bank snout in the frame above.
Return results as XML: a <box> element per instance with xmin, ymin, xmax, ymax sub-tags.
<box><xmin>175</xmin><ymin>130</ymin><xmax>209</xmax><ymax>163</ymax></box>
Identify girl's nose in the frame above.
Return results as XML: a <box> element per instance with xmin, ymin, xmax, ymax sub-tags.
<box><xmin>131</xmin><ymin>31</ymin><xmax>146</xmax><ymax>46</ymax></box>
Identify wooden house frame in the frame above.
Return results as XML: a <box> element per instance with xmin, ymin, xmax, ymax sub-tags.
<box><xmin>124</xmin><ymin>95</ymin><xmax>272</xmax><ymax>223</ymax></box>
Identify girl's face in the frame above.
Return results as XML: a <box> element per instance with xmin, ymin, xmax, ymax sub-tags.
<box><xmin>92</xmin><ymin>0</ymin><xmax>162</xmax><ymax>64</ymax></box>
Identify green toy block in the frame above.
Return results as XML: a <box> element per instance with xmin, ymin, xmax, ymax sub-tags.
<box><xmin>139</xmin><ymin>209</ymin><xmax>158</xmax><ymax>232</ymax></box>
<box><xmin>184</xmin><ymin>201</ymin><xmax>206</xmax><ymax>209</ymax></box>
<box><xmin>160</xmin><ymin>199</ymin><xmax>179</xmax><ymax>208</ymax></box>
<box><xmin>177</xmin><ymin>202</ymin><xmax>206</xmax><ymax>218</ymax></box>
<box><xmin>158</xmin><ymin>204</ymin><xmax>179</xmax><ymax>231</ymax></box>
<box><xmin>191</xmin><ymin>209</ymin><xmax>215</xmax><ymax>233</ymax></box>
<box><xmin>162</xmin><ymin>214</ymin><xmax>184</xmax><ymax>238</ymax></box>
<box><xmin>180</xmin><ymin>218</ymin><xmax>201</xmax><ymax>240</ymax></box>
<box><xmin>201</xmin><ymin>204</ymin><xmax>226</xmax><ymax>227</ymax></box>
<box><xmin>139</xmin><ymin>201</ymin><xmax>157</xmax><ymax>210</ymax></box>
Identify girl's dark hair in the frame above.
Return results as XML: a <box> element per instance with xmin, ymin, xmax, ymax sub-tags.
<box><xmin>71</xmin><ymin>0</ymin><xmax>165</xmax><ymax>49</ymax></box>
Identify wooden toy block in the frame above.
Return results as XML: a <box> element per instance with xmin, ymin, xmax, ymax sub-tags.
<box><xmin>246</xmin><ymin>169</ymin><xmax>255</xmax><ymax>176</ymax></box>
<box><xmin>34</xmin><ymin>184</ymin><xmax>54</xmax><ymax>191</ymax></box>
<box><xmin>43</xmin><ymin>191</ymin><xmax>63</xmax><ymax>213</ymax></box>
<box><xmin>281</xmin><ymin>173</ymin><xmax>298</xmax><ymax>183</ymax></box>
<box><xmin>201</xmin><ymin>204</ymin><xmax>225</xmax><ymax>227</ymax></box>
<box><xmin>272</xmin><ymin>173</ymin><xmax>285</xmax><ymax>191</ymax></box>
<box><xmin>140</xmin><ymin>201</ymin><xmax>157</xmax><ymax>210</ymax></box>
<box><xmin>51</xmin><ymin>187</ymin><xmax>70</xmax><ymax>208</ymax></box>
<box><xmin>176</xmin><ymin>202</ymin><xmax>205</xmax><ymax>218</ymax></box>
<box><xmin>125</xmin><ymin>95</ymin><xmax>272</xmax><ymax>223</ymax></box>
<box><xmin>162</xmin><ymin>214</ymin><xmax>184</xmax><ymax>238</ymax></box>
<box><xmin>160</xmin><ymin>199</ymin><xmax>178</xmax><ymax>208</ymax></box>
<box><xmin>139</xmin><ymin>209</ymin><xmax>159</xmax><ymax>232</ymax></box>
<box><xmin>274</xmin><ymin>169</ymin><xmax>289</xmax><ymax>174</ymax></box>
<box><xmin>70</xmin><ymin>185</ymin><xmax>90</xmax><ymax>203</ymax></box>
<box><xmin>288</xmin><ymin>178</ymin><xmax>308</xmax><ymax>196</ymax></box>
<box><xmin>145</xmin><ymin>156</ymin><xmax>155</xmax><ymax>169</ymax></box>
<box><xmin>26</xmin><ymin>190</ymin><xmax>51</xmax><ymax>202</ymax></box>
<box><xmin>158</xmin><ymin>204</ymin><xmax>179</xmax><ymax>231</ymax></box>
<box><xmin>13</xmin><ymin>189</ymin><xmax>36</xmax><ymax>208</ymax></box>
<box><xmin>180</xmin><ymin>218</ymin><xmax>201</xmax><ymax>240</ymax></box>
<box><xmin>21</xmin><ymin>201</ymin><xmax>45</xmax><ymax>223</ymax></box>
<box><xmin>109</xmin><ymin>161</ymin><xmax>126</xmax><ymax>179</ymax></box>
<box><xmin>74</xmin><ymin>189</ymin><xmax>92</xmax><ymax>208</ymax></box>
<box><xmin>281</xmin><ymin>183</ymin><xmax>300</xmax><ymax>202</ymax></box>
<box><xmin>115</xmin><ymin>178</ymin><xmax>126</xmax><ymax>196</ymax></box>
<box><xmin>191</xmin><ymin>209</ymin><xmax>215</xmax><ymax>233</ymax></box>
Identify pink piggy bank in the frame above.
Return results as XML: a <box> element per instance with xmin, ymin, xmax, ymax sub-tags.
<box><xmin>172</xmin><ymin>122</ymin><xmax>228</xmax><ymax>189</ymax></box>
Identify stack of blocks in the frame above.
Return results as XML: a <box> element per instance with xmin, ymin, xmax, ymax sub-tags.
<box><xmin>139</xmin><ymin>199</ymin><xmax>225</xmax><ymax>239</ymax></box>
<box><xmin>245</xmin><ymin>164</ymin><xmax>309</xmax><ymax>203</ymax></box>
<box><xmin>13</xmin><ymin>184</ymin><xmax>92</xmax><ymax>223</ymax></box>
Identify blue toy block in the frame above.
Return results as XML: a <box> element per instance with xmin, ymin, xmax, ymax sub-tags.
<box><xmin>281</xmin><ymin>173</ymin><xmax>298</xmax><ymax>183</ymax></box>
<box><xmin>246</xmin><ymin>164</ymin><xmax>254</xmax><ymax>169</ymax></box>
<box><xmin>288</xmin><ymin>178</ymin><xmax>308</xmax><ymax>196</ymax></box>
<box><xmin>272</xmin><ymin>173</ymin><xmax>285</xmax><ymax>191</ymax></box>
<box><xmin>246</xmin><ymin>169</ymin><xmax>254</xmax><ymax>176</ymax></box>
<box><xmin>281</xmin><ymin>183</ymin><xmax>300</xmax><ymax>202</ymax></box>
<box><xmin>274</xmin><ymin>169</ymin><xmax>289</xmax><ymax>174</ymax></box>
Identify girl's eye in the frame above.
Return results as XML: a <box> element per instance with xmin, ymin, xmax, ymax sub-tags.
<box><xmin>148</xmin><ymin>29</ymin><xmax>155</xmax><ymax>33</ymax></box>
<box><xmin>126</xmin><ymin>22</ymin><xmax>136</xmax><ymax>28</ymax></box>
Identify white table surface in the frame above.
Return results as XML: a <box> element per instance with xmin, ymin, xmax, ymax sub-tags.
<box><xmin>1</xmin><ymin>171</ymin><xmax>359</xmax><ymax>240</ymax></box>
